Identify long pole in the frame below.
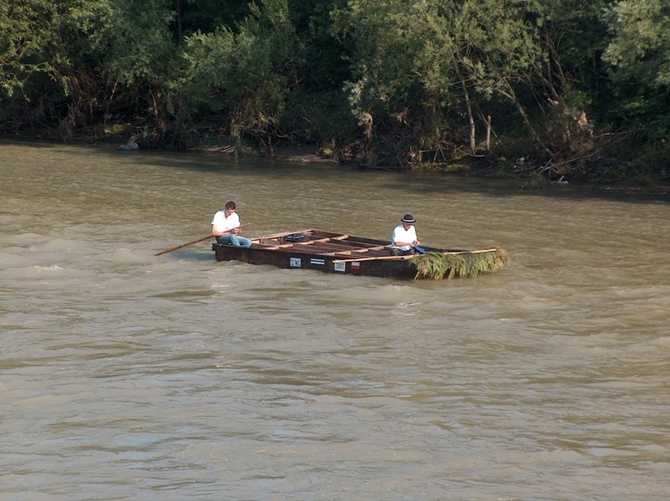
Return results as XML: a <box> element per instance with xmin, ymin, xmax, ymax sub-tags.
<box><xmin>154</xmin><ymin>224</ymin><xmax>249</xmax><ymax>256</ymax></box>
<box><xmin>154</xmin><ymin>235</ymin><xmax>213</xmax><ymax>256</ymax></box>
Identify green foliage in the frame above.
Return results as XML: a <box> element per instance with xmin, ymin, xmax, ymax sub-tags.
<box><xmin>599</xmin><ymin>0</ymin><xmax>670</xmax><ymax>146</ymax></box>
<box><xmin>410</xmin><ymin>249</ymin><xmax>510</xmax><ymax>280</ymax></box>
<box><xmin>298</xmin><ymin>1</ymin><xmax>351</xmax><ymax>92</ymax></box>
<box><xmin>71</xmin><ymin>0</ymin><xmax>175</xmax><ymax>87</ymax></box>
<box><xmin>175</xmin><ymin>0</ymin><xmax>254</xmax><ymax>37</ymax></box>
<box><xmin>0</xmin><ymin>0</ymin><xmax>667</xmax><ymax>182</ymax></box>
<box><xmin>335</xmin><ymin>0</ymin><xmax>428</xmax><ymax>120</ymax></box>
<box><xmin>339</xmin><ymin>0</ymin><xmax>548</xmax><ymax>112</ymax></box>
<box><xmin>0</xmin><ymin>1</ymin><xmax>72</xmax><ymax>98</ymax></box>
<box><xmin>603</xmin><ymin>0</ymin><xmax>670</xmax><ymax>88</ymax></box>
<box><xmin>0</xmin><ymin>0</ymin><xmax>179</xmax><ymax>137</ymax></box>
<box><xmin>336</xmin><ymin>0</ymin><xmax>552</xmax><ymax>163</ymax></box>
<box><xmin>172</xmin><ymin>0</ymin><xmax>302</xmax><ymax>141</ymax></box>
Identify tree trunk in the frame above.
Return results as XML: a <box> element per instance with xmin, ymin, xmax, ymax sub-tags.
<box><xmin>502</xmin><ymin>81</ymin><xmax>554</xmax><ymax>159</ymax></box>
<box><xmin>460</xmin><ymin>78</ymin><xmax>476</xmax><ymax>154</ymax></box>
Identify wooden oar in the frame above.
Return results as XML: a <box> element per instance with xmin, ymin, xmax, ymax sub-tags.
<box><xmin>154</xmin><ymin>235</ymin><xmax>213</xmax><ymax>256</ymax></box>
<box><xmin>154</xmin><ymin>224</ymin><xmax>250</xmax><ymax>256</ymax></box>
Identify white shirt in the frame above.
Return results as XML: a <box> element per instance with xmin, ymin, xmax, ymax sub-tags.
<box><xmin>211</xmin><ymin>210</ymin><xmax>241</xmax><ymax>233</ymax></box>
<box><xmin>391</xmin><ymin>224</ymin><xmax>417</xmax><ymax>251</ymax></box>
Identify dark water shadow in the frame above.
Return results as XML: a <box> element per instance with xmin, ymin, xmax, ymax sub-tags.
<box><xmin>7</xmin><ymin>138</ymin><xmax>668</xmax><ymax>204</ymax></box>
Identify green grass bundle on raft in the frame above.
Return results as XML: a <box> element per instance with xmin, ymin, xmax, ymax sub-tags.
<box><xmin>410</xmin><ymin>249</ymin><xmax>509</xmax><ymax>279</ymax></box>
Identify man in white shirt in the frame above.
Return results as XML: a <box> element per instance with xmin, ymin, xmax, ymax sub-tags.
<box><xmin>211</xmin><ymin>201</ymin><xmax>252</xmax><ymax>247</ymax></box>
<box><xmin>390</xmin><ymin>214</ymin><xmax>420</xmax><ymax>255</ymax></box>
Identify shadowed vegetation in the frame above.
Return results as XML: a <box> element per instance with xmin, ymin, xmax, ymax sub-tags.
<box><xmin>1</xmin><ymin>0</ymin><xmax>668</xmax><ymax>186</ymax></box>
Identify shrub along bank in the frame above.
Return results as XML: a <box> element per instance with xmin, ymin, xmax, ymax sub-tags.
<box><xmin>1</xmin><ymin>0</ymin><xmax>669</xmax><ymax>186</ymax></box>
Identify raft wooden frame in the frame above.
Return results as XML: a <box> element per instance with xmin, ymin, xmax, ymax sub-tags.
<box><xmin>211</xmin><ymin>229</ymin><xmax>508</xmax><ymax>279</ymax></box>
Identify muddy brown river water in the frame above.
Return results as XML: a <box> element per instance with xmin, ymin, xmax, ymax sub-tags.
<box><xmin>1</xmin><ymin>140</ymin><xmax>668</xmax><ymax>500</ymax></box>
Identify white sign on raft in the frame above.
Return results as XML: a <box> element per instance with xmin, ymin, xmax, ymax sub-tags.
<box><xmin>290</xmin><ymin>257</ymin><xmax>302</xmax><ymax>268</ymax></box>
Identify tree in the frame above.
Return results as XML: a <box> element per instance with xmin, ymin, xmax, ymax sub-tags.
<box><xmin>604</xmin><ymin>0</ymin><xmax>670</xmax><ymax>88</ymax></box>
<box><xmin>602</xmin><ymin>0</ymin><xmax>670</xmax><ymax>139</ymax></box>
<box><xmin>171</xmin><ymin>0</ymin><xmax>304</xmax><ymax>150</ymax></box>
<box><xmin>0</xmin><ymin>1</ymin><xmax>74</xmax><ymax>130</ymax></box>
<box><xmin>336</xmin><ymin>0</ymin><xmax>550</xmax><ymax>166</ymax></box>
<box><xmin>173</xmin><ymin>0</ymin><xmax>254</xmax><ymax>39</ymax></box>
<box><xmin>0</xmin><ymin>0</ymin><xmax>178</xmax><ymax>139</ymax></box>
<box><xmin>71</xmin><ymin>0</ymin><xmax>178</xmax><ymax>143</ymax></box>
<box><xmin>417</xmin><ymin>0</ymin><xmax>548</xmax><ymax>155</ymax></box>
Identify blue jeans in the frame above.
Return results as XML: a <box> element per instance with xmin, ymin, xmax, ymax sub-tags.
<box><xmin>216</xmin><ymin>234</ymin><xmax>252</xmax><ymax>247</ymax></box>
<box><xmin>390</xmin><ymin>247</ymin><xmax>415</xmax><ymax>256</ymax></box>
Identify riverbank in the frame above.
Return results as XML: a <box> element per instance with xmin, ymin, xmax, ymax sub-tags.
<box><xmin>180</xmin><ymin>138</ymin><xmax>670</xmax><ymax>196</ymax></box>
<box><xmin>200</xmin><ymin>141</ymin><xmax>338</xmax><ymax>165</ymax></box>
<box><xmin>3</xmin><ymin>132</ymin><xmax>669</xmax><ymax>196</ymax></box>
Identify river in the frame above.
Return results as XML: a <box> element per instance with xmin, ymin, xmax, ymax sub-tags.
<box><xmin>1</xmin><ymin>140</ymin><xmax>668</xmax><ymax>500</ymax></box>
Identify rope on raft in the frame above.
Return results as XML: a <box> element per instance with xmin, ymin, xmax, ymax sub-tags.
<box><xmin>410</xmin><ymin>248</ymin><xmax>510</xmax><ymax>279</ymax></box>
